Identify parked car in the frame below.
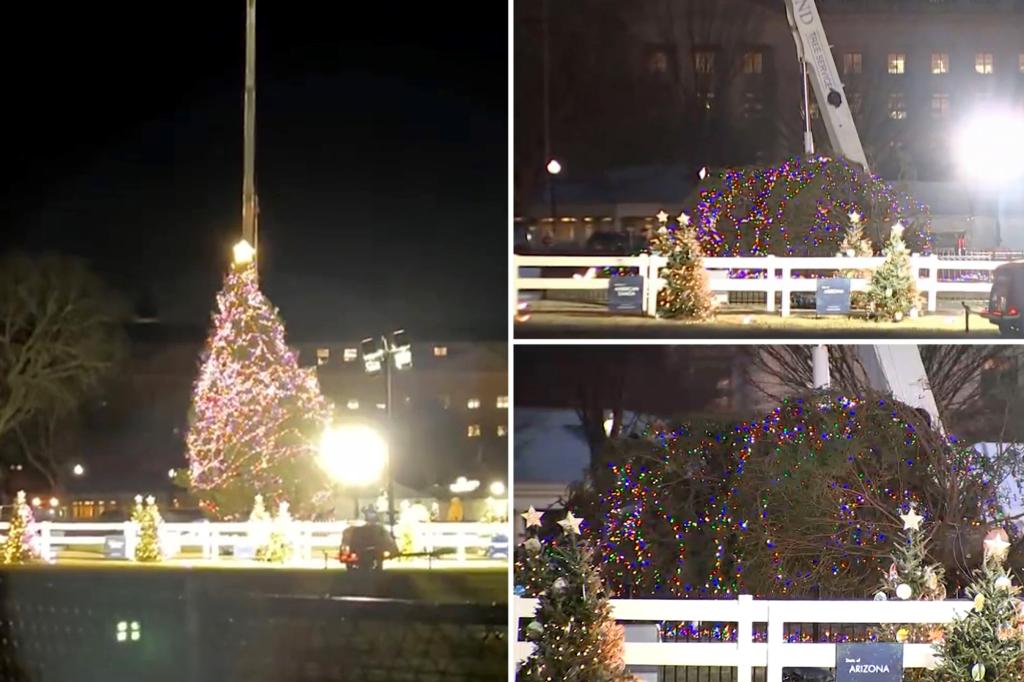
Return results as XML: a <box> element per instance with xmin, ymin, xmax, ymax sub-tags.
<box><xmin>338</xmin><ymin>523</ymin><xmax>397</xmax><ymax>571</ymax></box>
<box><xmin>981</xmin><ymin>261</ymin><xmax>1024</xmax><ymax>336</ymax></box>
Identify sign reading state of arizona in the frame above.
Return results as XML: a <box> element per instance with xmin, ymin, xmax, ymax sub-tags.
<box><xmin>816</xmin><ymin>277</ymin><xmax>851</xmax><ymax>314</ymax></box>
<box><xmin>835</xmin><ymin>643</ymin><xmax>903</xmax><ymax>682</ymax></box>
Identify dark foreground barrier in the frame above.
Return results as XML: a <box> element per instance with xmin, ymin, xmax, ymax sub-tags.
<box><xmin>0</xmin><ymin>568</ymin><xmax>507</xmax><ymax>682</ymax></box>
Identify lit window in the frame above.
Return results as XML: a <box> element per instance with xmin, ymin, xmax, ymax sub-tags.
<box><xmin>1019</xmin><ymin>53</ymin><xmax>1024</xmax><ymax>73</ymax></box>
<box><xmin>346</xmin><ymin>399</ymin><xmax>359</xmax><ymax>410</ymax></box>
<box><xmin>648</xmin><ymin>49</ymin><xmax>669</xmax><ymax>74</ymax></box>
<box><xmin>467</xmin><ymin>424</ymin><xmax>481</xmax><ymax>438</ymax></box>
<box><xmin>931</xmin><ymin>53</ymin><xmax>948</xmax><ymax>75</ymax></box>
<box><xmin>376</xmin><ymin>403</ymin><xmax>386</xmax><ymax>410</ymax></box>
<box><xmin>694</xmin><ymin>50</ymin><xmax>715</xmax><ymax>75</ymax></box>
<box><xmin>316</xmin><ymin>348</ymin><xmax>330</xmax><ymax>366</ymax></box>
<box><xmin>743</xmin><ymin>92</ymin><xmax>764</xmax><ymax>118</ymax></box>
<box><xmin>433</xmin><ymin>346</ymin><xmax>448</xmax><ymax>357</ymax></box>
<box><xmin>440</xmin><ymin>395</ymin><xmax>451</xmax><ymax>410</ymax></box>
<box><xmin>888</xmin><ymin>53</ymin><xmax>905</xmax><ymax>75</ymax></box>
<box><xmin>742</xmin><ymin>51</ymin><xmax>763</xmax><ymax>75</ymax></box>
<box><xmin>888</xmin><ymin>92</ymin><xmax>907</xmax><ymax>120</ymax></box>
<box><xmin>497</xmin><ymin>425</ymin><xmax>507</xmax><ymax>437</ymax></box>
<box><xmin>931</xmin><ymin>93</ymin><xmax>950</xmax><ymax>118</ymax></box>
<box><xmin>496</xmin><ymin>395</ymin><xmax>509</xmax><ymax>409</ymax></box>
<box><xmin>843</xmin><ymin>52</ymin><xmax>862</xmax><ymax>75</ymax></box>
<box><xmin>343</xmin><ymin>348</ymin><xmax>358</xmax><ymax>362</ymax></box>
<box><xmin>975</xmin><ymin>53</ymin><xmax>993</xmax><ymax>75</ymax></box>
<box><xmin>467</xmin><ymin>398</ymin><xmax>481</xmax><ymax>410</ymax></box>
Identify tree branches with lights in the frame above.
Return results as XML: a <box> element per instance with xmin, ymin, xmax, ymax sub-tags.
<box><xmin>182</xmin><ymin>244</ymin><xmax>330</xmax><ymax>517</ymax></box>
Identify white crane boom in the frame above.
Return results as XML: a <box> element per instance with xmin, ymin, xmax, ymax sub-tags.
<box><xmin>784</xmin><ymin>0</ymin><xmax>871</xmax><ymax>172</ymax></box>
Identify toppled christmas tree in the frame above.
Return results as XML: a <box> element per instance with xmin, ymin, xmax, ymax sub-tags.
<box><xmin>517</xmin><ymin>511</ymin><xmax>632</xmax><ymax>682</ymax></box>
<box><xmin>1</xmin><ymin>491</ymin><xmax>38</xmax><ymax>564</ymax></box>
<box><xmin>132</xmin><ymin>495</ymin><xmax>164</xmax><ymax>562</ymax></box>
<box><xmin>257</xmin><ymin>500</ymin><xmax>293</xmax><ymax>563</ymax></box>
<box><xmin>650</xmin><ymin>211</ymin><xmax>715</xmax><ymax>320</ymax></box>
<box><xmin>929</xmin><ymin>529</ymin><xmax>1024</xmax><ymax>682</ymax></box>
<box><xmin>867</xmin><ymin>222</ymin><xmax>917</xmax><ymax>321</ymax></box>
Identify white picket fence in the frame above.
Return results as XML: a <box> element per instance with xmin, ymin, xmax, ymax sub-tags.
<box><xmin>514</xmin><ymin>254</ymin><xmax>1000</xmax><ymax>317</ymax></box>
<box><xmin>0</xmin><ymin>521</ymin><xmax>508</xmax><ymax>563</ymax></box>
<box><xmin>514</xmin><ymin>596</ymin><xmax>973</xmax><ymax>681</ymax></box>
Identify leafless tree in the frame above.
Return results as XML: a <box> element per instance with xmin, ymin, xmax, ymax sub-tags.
<box><xmin>0</xmin><ymin>253</ymin><xmax>126</xmax><ymax>463</ymax></box>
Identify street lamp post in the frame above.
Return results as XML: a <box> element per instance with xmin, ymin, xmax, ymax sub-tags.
<box><xmin>361</xmin><ymin>330</ymin><xmax>412</xmax><ymax>537</ymax></box>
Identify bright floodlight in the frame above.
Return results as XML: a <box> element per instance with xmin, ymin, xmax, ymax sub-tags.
<box><xmin>232</xmin><ymin>239</ymin><xmax>256</xmax><ymax>265</ymax></box>
<box><xmin>319</xmin><ymin>424</ymin><xmax>388</xmax><ymax>487</ymax></box>
<box><xmin>955</xmin><ymin>110</ymin><xmax>1024</xmax><ymax>185</ymax></box>
<box><xmin>546</xmin><ymin>159</ymin><xmax>562</xmax><ymax>175</ymax></box>
<box><xmin>489</xmin><ymin>481</ymin><xmax>506</xmax><ymax>497</ymax></box>
<box><xmin>72</xmin><ymin>464</ymin><xmax>85</xmax><ymax>476</ymax></box>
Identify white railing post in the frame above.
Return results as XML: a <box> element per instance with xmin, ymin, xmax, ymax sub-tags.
<box><xmin>737</xmin><ymin>595</ymin><xmax>754</xmax><ymax>682</ymax></box>
<box><xmin>927</xmin><ymin>254</ymin><xmax>939</xmax><ymax>312</ymax></box>
<box><xmin>638</xmin><ymin>253</ymin><xmax>650</xmax><ymax>315</ymax></box>
<box><xmin>456</xmin><ymin>529</ymin><xmax>467</xmax><ymax>563</ymax></box>
<box><xmin>39</xmin><ymin>521</ymin><xmax>52</xmax><ymax>562</ymax></box>
<box><xmin>513</xmin><ymin>255</ymin><xmax>520</xmax><ymax>310</ymax></box>
<box><xmin>780</xmin><ymin>266</ymin><xmax>791</xmax><ymax>317</ymax></box>
<box><xmin>124</xmin><ymin>521</ymin><xmax>137</xmax><ymax>560</ymax></box>
<box><xmin>766</xmin><ymin>602</ymin><xmax>784</xmax><ymax>682</ymax></box>
<box><xmin>646</xmin><ymin>255</ymin><xmax>661</xmax><ymax>317</ymax></box>
<box><xmin>765</xmin><ymin>255</ymin><xmax>776</xmax><ymax>313</ymax></box>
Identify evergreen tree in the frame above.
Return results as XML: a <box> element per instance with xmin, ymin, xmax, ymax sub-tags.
<box><xmin>929</xmin><ymin>529</ymin><xmax>1024</xmax><ymax>682</ymax></box>
<box><xmin>650</xmin><ymin>211</ymin><xmax>715</xmax><ymax>320</ymax></box>
<box><xmin>878</xmin><ymin>506</ymin><xmax>946</xmax><ymax>603</ymax></box>
<box><xmin>514</xmin><ymin>506</ymin><xmax>553</xmax><ymax>598</ymax></box>
<box><xmin>1</xmin><ymin>491</ymin><xmax>37</xmax><ymax>564</ymax></box>
<box><xmin>183</xmin><ymin>244</ymin><xmax>331</xmax><ymax>517</ymax></box>
<box><xmin>134</xmin><ymin>495</ymin><xmax>163</xmax><ymax>562</ymax></box>
<box><xmin>257</xmin><ymin>500</ymin><xmax>293</xmax><ymax>563</ymax></box>
<box><xmin>866</xmin><ymin>222</ymin><xmax>918</xmax><ymax>321</ymax></box>
<box><xmin>518</xmin><ymin>511</ymin><xmax>632</xmax><ymax>682</ymax></box>
<box><xmin>248</xmin><ymin>493</ymin><xmax>271</xmax><ymax>555</ymax></box>
<box><xmin>839</xmin><ymin>210</ymin><xmax>875</xmax><ymax>310</ymax></box>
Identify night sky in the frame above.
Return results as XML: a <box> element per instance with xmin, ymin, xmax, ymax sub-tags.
<box><xmin>0</xmin><ymin>2</ymin><xmax>506</xmax><ymax>341</ymax></box>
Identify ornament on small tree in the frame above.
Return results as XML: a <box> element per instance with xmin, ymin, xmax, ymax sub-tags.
<box><xmin>930</xmin><ymin>528</ymin><xmax>1024</xmax><ymax>682</ymax></box>
<box><xmin>517</xmin><ymin>511</ymin><xmax>632</xmax><ymax>682</ymax></box>
<box><xmin>134</xmin><ymin>495</ymin><xmax>164</xmax><ymax>562</ymax></box>
<box><xmin>1</xmin><ymin>491</ymin><xmax>38</xmax><ymax>564</ymax></box>
<box><xmin>515</xmin><ymin>506</ymin><xmax>552</xmax><ymax>598</ymax></box>
<box><xmin>866</xmin><ymin>222</ymin><xmax>917</xmax><ymax>321</ymax></box>
<box><xmin>650</xmin><ymin>211</ymin><xmax>716</xmax><ymax>320</ymax></box>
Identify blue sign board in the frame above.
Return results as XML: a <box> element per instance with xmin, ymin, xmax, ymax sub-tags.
<box><xmin>817</xmin><ymin>278</ymin><xmax>852</xmax><ymax>315</ymax></box>
<box><xmin>836</xmin><ymin>643</ymin><xmax>903</xmax><ymax>682</ymax></box>
<box><xmin>609</xmin><ymin>276</ymin><xmax>644</xmax><ymax>314</ymax></box>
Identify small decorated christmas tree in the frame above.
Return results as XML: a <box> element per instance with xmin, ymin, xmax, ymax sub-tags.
<box><xmin>248</xmin><ymin>493</ymin><xmax>271</xmax><ymax>555</ymax></box>
<box><xmin>134</xmin><ymin>495</ymin><xmax>164</xmax><ymax>562</ymax></box>
<box><xmin>867</xmin><ymin>222</ymin><xmax>917</xmax><ymax>321</ymax></box>
<box><xmin>651</xmin><ymin>211</ymin><xmax>715</xmax><ymax>320</ymax></box>
<box><xmin>929</xmin><ymin>529</ymin><xmax>1024</xmax><ymax>682</ymax></box>
<box><xmin>2</xmin><ymin>491</ymin><xmax>38</xmax><ymax>564</ymax></box>
<box><xmin>517</xmin><ymin>511</ymin><xmax>632</xmax><ymax>682</ymax></box>
<box><xmin>257</xmin><ymin>500</ymin><xmax>293</xmax><ymax>563</ymax></box>
<box><xmin>839</xmin><ymin>211</ymin><xmax>875</xmax><ymax>310</ymax></box>
<box><xmin>514</xmin><ymin>506</ymin><xmax>552</xmax><ymax>598</ymax></box>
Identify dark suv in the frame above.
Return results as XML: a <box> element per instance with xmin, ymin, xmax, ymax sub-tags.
<box><xmin>338</xmin><ymin>523</ymin><xmax>398</xmax><ymax>571</ymax></box>
<box><xmin>982</xmin><ymin>262</ymin><xmax>1024</xmax><ymax>336</ymax></box>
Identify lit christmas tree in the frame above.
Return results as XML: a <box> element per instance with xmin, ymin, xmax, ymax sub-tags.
<box><xmin>514</xmin><ymin>506</ymin><xmax>553</xmax><ymax>598</ymax></box>
<box><xmin>248</xmin><ymin>493</ymin><xmax>271</xmax><ymax>555</ymax></box>
<box><xmin>257</xmin><ymin>500</ymin><xmax>293</xmax><ymax>563</ymax></box>
<box><xmin>650</xmin><ymin>211</ymin><xmax>715</xmax><ymax>320</ymax></box>
<box><xmin>517</xmin><ymin>511</ymin><xmax>631</xmax><ymax>682</ymax></box>
<box><xmin>1</xmin><ymin>491</ymin><xmax>38</xmax><ymax>564</ymax></box>
<box><xmin>133</xmin><ymin>495</ymin><xmax>163</xmax><ymax>562</ymax></box>
<box><xmin>866</xmin><ymin>222</ymin><xmax>917</xmax><ymax>321</ymax></box>
<box><xmin>839</xmin><ymin>210</ymin><xmax>875</xmax><ymax>310</ymax></box>
<box><xmin>184</xmin><ymin>242</ymin><xmax>330</xmax><ymax>517</ymax></box>
<box><xmin>930</xmin><ymin>529</ymin><xmax>1024</xmax><ymax>682</ymax></box>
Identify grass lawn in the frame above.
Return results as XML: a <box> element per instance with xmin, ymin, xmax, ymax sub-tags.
<box><xmin>516</xmin><ymin>301</ymin><xmax>1005</xmax><ymax>339</ymax></box>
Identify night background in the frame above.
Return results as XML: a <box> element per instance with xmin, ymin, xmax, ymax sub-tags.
<box><xmin>1</xmin><ymin>1</ymin><xmax>506</xmax><ymax>340</ymax></box>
